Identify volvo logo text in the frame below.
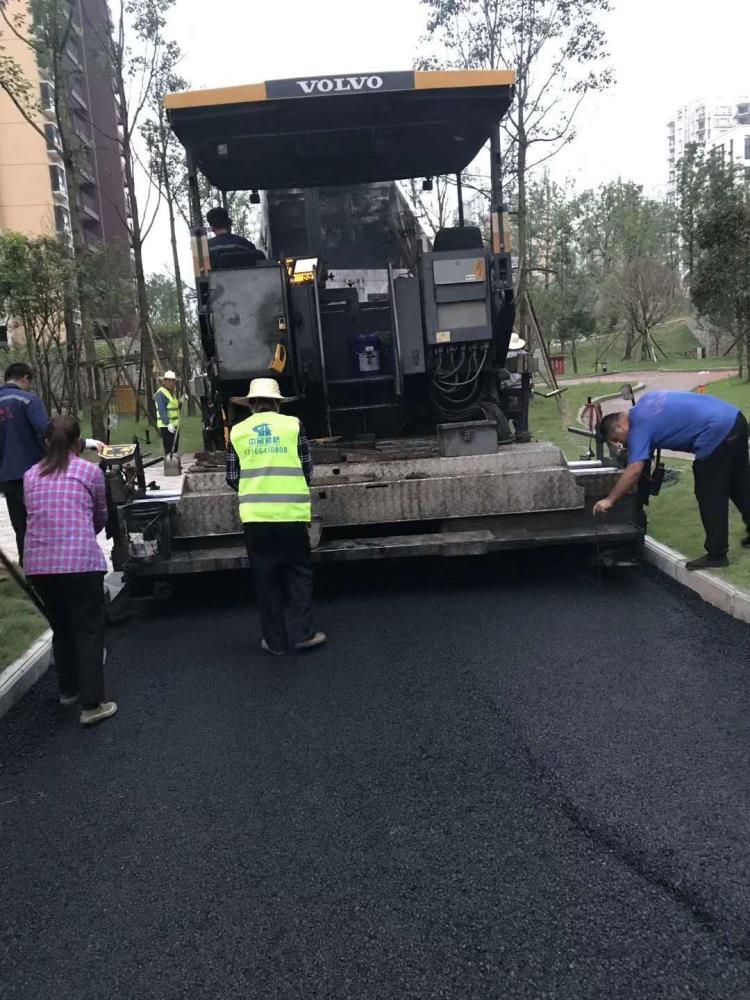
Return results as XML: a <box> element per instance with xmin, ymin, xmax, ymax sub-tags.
<box><xmin>296</xmin><ymin>76</ymin><xmax>384</xmax><ymax>95</ymax></box>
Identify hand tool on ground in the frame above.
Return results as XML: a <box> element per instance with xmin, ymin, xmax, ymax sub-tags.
<box><xmin>164</xmin><ymin>396</ymin><xmax>188</xmax><ymax>476</ymax></box>
<box><xmin>0</xmin><ymin>544</ymin><xmax>50</xmax><ymax>623</ymax></box>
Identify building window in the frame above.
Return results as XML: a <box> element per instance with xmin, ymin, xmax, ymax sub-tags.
<box><xmin>745</xmin><ymin>136</ymin><xmax>750</xmax><ymax>161</ymax></box>
<box><xmin>54</xmin><ymin>205</ymin><xmax>71</xmax><ymax>237</ymax></box>
<box><xmin>44</xmin><ymin>123</ymin><xmax>60</xmax><ymax>151</ymax></box>
<box><xmin>40</xmin><ymin>81</ymin><xmax>54</xmax><ymax>110</ymax></box>
<box><xmin>49</xmin><ymin>164</ymin><xmax>66</xmax><ymax>193</ymax></box>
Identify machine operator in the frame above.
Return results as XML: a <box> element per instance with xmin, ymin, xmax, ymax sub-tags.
<box><xmin>594</xmin><ymin>390</ymin><xmax>750</xmax><ymax>571</ymax></box>
<box><xmin>206</xmin><ymin>207</ymin><xmax>265</xmax><ymax>269</ymax></box>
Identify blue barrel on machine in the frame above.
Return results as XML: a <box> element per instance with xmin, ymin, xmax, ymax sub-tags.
<box><xmin>350</xmin><ymin>333</ymin><xmax>382</xmax><ymax>377</ymax></box>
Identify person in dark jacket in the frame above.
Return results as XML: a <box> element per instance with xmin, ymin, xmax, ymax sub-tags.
<box><xmin>0</xmin><ymin>363</ymin><xmax>49</xmax><ymax>563</ymax></box>
<box><xmin>206</xmin><ymin>206</ymin><xmax>265</xmax><ymax>268</ymax></box>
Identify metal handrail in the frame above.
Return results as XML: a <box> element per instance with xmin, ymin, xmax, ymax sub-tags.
<box><xmin>387</xmin><ymin>262</ymin><xmax>404</xmax><ymax>398</ymax></box>
<box><xmin>312</xmin><ymin>267</ymin><xmax>333</xmax><ymax>437</ymax></box>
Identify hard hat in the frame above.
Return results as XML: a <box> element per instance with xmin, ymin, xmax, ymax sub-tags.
<box><xmin>162</xmin><ymin>370</ymin><xmax>179</xmax><ymax>380</ymax></box>
<box><xmin>508</xmin><ymin>334</ymin><xmax>526</xmax><ymax>351</ymax></box>
<box><xmin>231</xmin><ymin>377</ymin><xmax>292</xmax><ymax>406</ymax></box>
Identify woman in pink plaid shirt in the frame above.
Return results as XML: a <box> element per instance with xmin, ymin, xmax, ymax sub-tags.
<box><xmin>23</xmin><ymin>416</ymin><xmax>117</xmax><ymax>726</ymax></box>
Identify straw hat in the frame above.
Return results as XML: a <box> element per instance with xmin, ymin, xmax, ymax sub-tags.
<box><xmin>508</xmin><ymin>334</ymin><xmax>526</xmax><ymax>351</ymax></box>
<box><xmin>230</xmin><ymin>377</ymin><xmax>292</xmax><ymax>407</ymax></box>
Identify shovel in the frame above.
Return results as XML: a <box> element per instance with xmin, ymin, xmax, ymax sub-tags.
<box><xmin>0</xmin><ymin>544</ymin><xmax>50</xmax><ymax>623</ymax></box>
<box><xmin>163</xmin><ymin>397</ymin><xmax>187</xmax><ymax>477</ymax></box>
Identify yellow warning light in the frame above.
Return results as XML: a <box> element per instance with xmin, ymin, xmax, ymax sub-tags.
<box><xmin>285</xmin><ymin>256</ymin><xmax>318</xmax><ymax>284</ymax></box>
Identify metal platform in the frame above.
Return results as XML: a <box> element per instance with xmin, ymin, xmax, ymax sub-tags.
<box><xmin>127</xmin><ymin>517</ymin><xmax>640</xmax><ymax>577</ymax></box>
<box><xmin>123</xmin><ymin>441</ymin><xmax>641</xmax><ymax>581</ymax></box>
<box><xmin>172</xmin><ymin>443</ymin><xmax>614</xmax><ymax>539</ymax></box>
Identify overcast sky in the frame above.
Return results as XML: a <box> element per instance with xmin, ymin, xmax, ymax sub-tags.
<box><xmin>143</xmin><ymin>0</ymin><xmax>750</xmax><ymax>274</ymax></box>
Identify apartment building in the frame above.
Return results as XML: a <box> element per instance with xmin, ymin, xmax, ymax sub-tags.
<box><xmin>667</xmin><ymin>96</ymin><xmax>750</xmax><ymax>197</ymax></box>
<box><xmin>708</xmin><ymin>124</ymin><xmax>750</xmax><ymax>174</ymax></box>
<box><xmin>0</xmin><ymin>0</ymin><xmax>129</xmax><ymax>248</ymax></box>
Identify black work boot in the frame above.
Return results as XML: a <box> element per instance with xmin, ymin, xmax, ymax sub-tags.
<box><xmin>685</xmin><ymin>554</ymin><xmax>729</xmax><ymax>572</ymax></box>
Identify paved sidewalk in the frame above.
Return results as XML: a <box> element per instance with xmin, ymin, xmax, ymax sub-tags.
<box><xmin>565</xmin><ymin>368</ymin><xmax>737</xmax><ymax>394</ymax></box>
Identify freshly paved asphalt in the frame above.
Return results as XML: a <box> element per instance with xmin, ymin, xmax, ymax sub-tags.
<box><xmin>2</xmin><ymin>552</ymin><xmax>750</xmax><ymax>999</ymax></box>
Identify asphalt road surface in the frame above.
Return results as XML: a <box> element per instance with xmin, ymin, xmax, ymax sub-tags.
<box><xmin>2</xmin><ymin>552</ymin><xmax>750</xmax><ymax>999</ymax></box>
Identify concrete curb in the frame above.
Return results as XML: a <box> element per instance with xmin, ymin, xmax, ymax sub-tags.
<box><xmin>644</xmin><ymin>537</ymin><xmax>750</xmax><ymax>624</ymax></box>
<box><xmin>0</xmin><ymin>629</ymin><xmax>53</xmax><ymax>719</ymax></box>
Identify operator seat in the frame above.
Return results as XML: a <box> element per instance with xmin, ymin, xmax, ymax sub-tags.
<box><xmin>211</xmin><ymin>247</ymin><xmax>265</xmax><ymax>270</ymax></box>
<box><xmin>433</xmin><ymin>226</ymin><xmax>484</xmax><ymax>252</ymax></box>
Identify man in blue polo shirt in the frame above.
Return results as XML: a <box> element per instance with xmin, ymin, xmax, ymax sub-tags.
<box><xmin>594</xmin><ymin>390</ymin><xmax>750</xmax><ymax>570</ymax></box>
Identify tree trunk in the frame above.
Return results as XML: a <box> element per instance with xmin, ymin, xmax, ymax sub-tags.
<box><xmin>62</xmin><ymin>154</ymin><xmax>106</xmax><ymax>439</ymax></box>
<box><xmin>116</xmin><ymin>74</ymin><xmax>155</xmax><ymax>424</ymax></box>
<box><xmin>516</xmin><ymin>104</ymin><xmax>529</xmax><ymax>342</ymax></box>
<box><xmin>622</xmin><ymin>323</ymin><xmax>635</xmax><ymax>361</ymax></box>
<box><xmin>639</xmin><ymin>329</ymin><xmax>652</xmax><ymax>362</ymax></box>
<box><xmin>571</xmin><ymin>336</ymin><xmax>578</xmax><ymax>375</ymax></box>
<box><xmin>52</xmin><ymin>50</ymin><xmax>105</xmax><ymax>438</ymax></box>
<box><xmin>63</xmin><ymin>293</ymin><xmax>80</xmax><ymax>414</ymax></box>
<box><xmin>164</xmin><ymin>166</ymin><xmax>193</xmax><ymax>414</ymax></box>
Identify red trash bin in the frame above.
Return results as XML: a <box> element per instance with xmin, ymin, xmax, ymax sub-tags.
<box><xmin>550</xmin><ymin>355</ymin><xmax>566</xmax><ymax>376</ymax></box>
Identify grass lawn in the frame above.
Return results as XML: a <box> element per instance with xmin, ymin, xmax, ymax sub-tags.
<box><xmin>645</xmin><ymin>460</ymin><xmax>750</xmax><ymax>590</ymax></box>
<box><xmin>692</xmin><ymin>376</ymin><xmax>750</xmax><ymax>412</ymax></box>
<box><xmin>558</xmin><ymin>319</ymin><xmax>737</xmax><ymax>379</ymax></box>
<box><xmin>529</xmin><ymin>382</ymin><xmax>617</xmax><ymax>460</ymax></box>
<box><xmin>80</xmin><ymin>414</ymin><xmax>205</xmax><ymax>455</ymax></box>
<box><xmin>0</xmin><ymin>578</ymin><xmax>47</xmax><ymax>670</ymax></box>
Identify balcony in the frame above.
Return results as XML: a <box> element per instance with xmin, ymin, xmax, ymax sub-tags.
<box><xmin>81</xmin><ymin>195</ymin><xmax>100</xmax><ymax>223</ymax></box>
<box><xmin>64</xmin><ymin>43</ymin><xmax>82</xmax><ymax>70</ymax></box>
<box><xmin>71</xmin><ymin>87</ymin><xmax>89</xmax><ymax>113</ymax></box>
<box><xmin>74</xmin><ymin>126</ymin><xmax>93</xmax><ymax>149</ymax></box>
<box><xmin>78</xmin><ymin>169</ymin><xmax>96</xmax><ymax>190</ymax></box>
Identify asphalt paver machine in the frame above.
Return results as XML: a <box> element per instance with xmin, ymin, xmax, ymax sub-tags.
<box><xmin>115</xmin><ymin>69</ymin><xmax>645</xmax><ymax>587</ymax></box>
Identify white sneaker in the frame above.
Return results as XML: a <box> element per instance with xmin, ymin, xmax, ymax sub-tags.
<box><xmin>294</xmin><ymin>631</ymin><xmax>327</xmax><ymax>652</ymax></box>
<box><xmin>80</xmin><ymin>702</ymin><xmax>118</xmax><ymax>726</ymax></box>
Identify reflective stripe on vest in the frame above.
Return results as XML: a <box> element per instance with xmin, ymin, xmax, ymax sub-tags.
<box><xmin>155</xmin><ymin>387</ymin><xmax>180</xmax><ymax>429</ymax></box>
<box><xmin>230</xmin><ymin>411</ymin><xmax>311</xmax><ymax>523</ymax></box>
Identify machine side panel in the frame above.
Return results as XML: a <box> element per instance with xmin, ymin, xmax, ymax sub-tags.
<box><xmin>209</xmin><ymin>267</ymin><xmax>285</xmax><ymax>379</ymax></box>
<box><xmin>394</xmin><ymin>276</ymin><xmax>426</xmax><ymax>375</ymax></box>
<box><xmin>421</xmin><ymin>249</ymin><xmax>492</xmax><ymax>345</ymax></box>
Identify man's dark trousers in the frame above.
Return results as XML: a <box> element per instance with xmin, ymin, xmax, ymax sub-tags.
<box><xmin>160</xmin><ymin>427</ymin><xmax>176</xmax><ymax>455</ymax></box>
<box><xmin>242</xmin><ymin>523</ymin><xmax>314</xmax><ymax>653</ymax></box>
<box><xmin>693</xmin><ymin>412</ymin><xmax>750</xmax><ymax>556</ymax></box>
<box><xmin>29</xmin><ymin>572</ymin><xmax>105</xmax><ymax>707</ymax></box>
<box><xmin>0</xmin><ymin>480</ymin><xmax>27</xmax><ymax>563</ymax></box>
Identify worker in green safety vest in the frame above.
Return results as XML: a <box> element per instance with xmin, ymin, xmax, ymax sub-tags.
<box><xmin>226</xmin><ymin>377</ymin><xmax>327</xmax><ymax>656</ymax></box>
<box><xmin>155</xmin><ymin>370</ymin><xmax>181</xmax><ymax>454</ymax></box>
